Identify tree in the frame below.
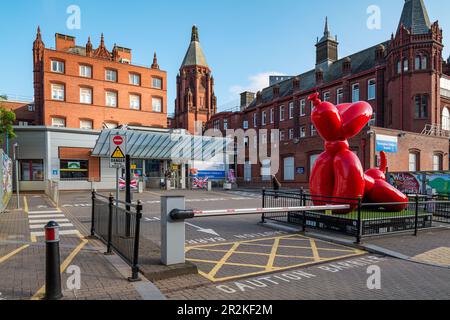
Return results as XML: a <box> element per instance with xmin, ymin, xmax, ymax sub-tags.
<box><xmin>0</xmin><ymin>105</ymin><xmax>16</xmax><ymax>145</ymax></box>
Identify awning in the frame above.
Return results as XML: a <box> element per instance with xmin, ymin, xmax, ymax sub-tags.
<box><xmin>91</xmin><ymin>129</ymin><xmax>231</xmax><ymax>161</ymax></box>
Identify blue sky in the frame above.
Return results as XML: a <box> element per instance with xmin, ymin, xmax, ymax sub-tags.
<box><xmin>1</xmin><ymin>0</ymin><xmax>449</xmax><ymax>113</ymax></box>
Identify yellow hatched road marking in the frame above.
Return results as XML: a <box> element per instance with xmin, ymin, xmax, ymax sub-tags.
<box><xmin>208</xmin><ymin>243</ymin><xmax>240</xmax><ymax>278</ymax></box>
<box><xmin>186</xmin><ymin>234</ymin><xmax>366</xmax><ymax>283</ymax></box>
<box><xmin>187</xmin><ymin>258</ymin><xmax>277</xmax><ymax>270</ymax></box>
<box><xmin>31</xmin><ymin>235</ymin><xmax>88</xmax><ymax>300</ymax></box>
<box><xmin>188</xmin><ymin>247</ymin><xmax>318</xmax><ymax>260</ymax></box>
<box><xmin>309</xmin><ymin>239</ymin><xmax>321</xmax><ymax>262</ymax></box>
<box><xmin>209</xmin><ymin>252</ymin><xmax>366</xmax><ymax>283</ymax></box>
<box><xmin>239</xmin><ymin>242</ymin><xmax>357</xmax><ymax>253</ymax></box>
<box><xmin>0</xmin><ymin>245</ymin><xmax>30</xmax><ymax>265</ymax></box>
<box><xmin>266</xmin><ymin>238</ymin><xmax>280</xmax><ymax>271</ymax></box>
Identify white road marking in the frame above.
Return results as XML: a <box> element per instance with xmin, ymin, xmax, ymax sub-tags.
<box><xmin>29</xmin><ymin>223</ymin><xmax>74</xmax><ymax>229</ymax></box>
<box><xmin>28</xmin><ymin>210</ymin><xmax>62</xmax><ymax>214</ymax></box>
<box><xmin>28</xmin><ymin>219</ymin><xmax>70</xmax><ymax>224</ymax></box>
<box><xmin>185</xmin><ymin>222</ymin><xmax>220</xmax><ymax>236</ymax></box>
<box><xmin>27</xmin><ymin>214</ymin><xmax>66</xmax><ymax>219</ymax></box>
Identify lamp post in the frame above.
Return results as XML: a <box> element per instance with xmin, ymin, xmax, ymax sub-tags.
<box><xmin>13</xmin><ymin>143</ymin><xmax>20</xmax><ymax>209</ymax></box>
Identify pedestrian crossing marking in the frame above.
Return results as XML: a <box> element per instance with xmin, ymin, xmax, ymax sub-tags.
<box><xmin>29</xmin><ymin>223</ymin><xmax>74</xmax><ymax>230</ymax></box>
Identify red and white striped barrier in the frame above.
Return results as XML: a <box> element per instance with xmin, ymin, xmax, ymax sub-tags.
<box><xmin>191</xmin><ymin>205</ymin><xmax>349</xmax><ymax>218</ymax></box>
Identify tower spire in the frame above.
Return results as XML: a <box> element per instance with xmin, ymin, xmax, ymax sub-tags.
<box><xmin>191</xmin><ymin>25</ymin><xmax>199</xmax><ymax>42</ymax></box>
<box><xmin>398</xmin><ymin>0</ymin><xmax>431</xmax><ymax>34</ymax></box>
<box><xmin>100</xmin><ymin>33</ymin><xmax>105</xmax><ymax>47</ymax></box>
<box><xmin>316</xmin><ymin>16</ymin><xmax>339</xmax><ymax>66</ymax></box>
<box><xmin>324</xmin><ymin>17</ymin><xmax>330</xmax><ymax>37</ymax></box>
<box><xmin>86</xmin><ymin>36</ymin><xmax>93</xmax><ymax>56</ymax></box>
<box><xmin>36</xmin><ymin>26</ymin><xmax>42</xmax><ymax>40</ymax></box>
<box><xmin>151</xmin><ymin>52</ymin><xmax>160</xmax><ymax>69</ymax></box>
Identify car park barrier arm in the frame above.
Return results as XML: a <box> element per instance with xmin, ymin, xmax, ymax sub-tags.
<box><xmin>169</xmin><ymin>205</ymin><xmax>350</xmax><ymax>220</ymax></box>
<box><xmin>161</xmin><ymin>195</ymin><xmax>349</xmax><ymax>266</ymax></box>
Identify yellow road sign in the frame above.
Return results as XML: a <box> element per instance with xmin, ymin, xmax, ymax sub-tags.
<box><xmin>111</xmin><ymin>146</ymin><xmax>125</xmax><ymax>159</ymax></box>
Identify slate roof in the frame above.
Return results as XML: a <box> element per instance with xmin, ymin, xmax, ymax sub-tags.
<box><xmin>246</xmin><ymin>40</ymin><xmax>390</xmax><ymax>110</ymax></box>
<box><xmin>398</xmin><ymin>0</ymin><xmax>431</xmax><ymax>35</ymax></box>
<box><xmin>181</xmin><ymin>27</ymin><xmax>209</xmax><ymax>68</ymax></box>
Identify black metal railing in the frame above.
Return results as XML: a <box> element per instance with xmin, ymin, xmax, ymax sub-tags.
<box><xmin>262</xmin><ymin>189</ymin><xmax>449</xmax><ymax>243</ymax></box>
<box><xmin>91</xmin><ymin>191</ymin><xmax>143</xmax><ymax>282</ymax></box>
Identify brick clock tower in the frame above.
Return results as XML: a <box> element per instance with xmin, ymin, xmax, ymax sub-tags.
<box><xmin>386</xmin><ymin>0</ymin><xmax>444</xmax><ymax>133</ymax></box>
<box><xmin>175</xmin><ymin>26</ymin><xmax>217</xmax><ymax>134</ymax></box>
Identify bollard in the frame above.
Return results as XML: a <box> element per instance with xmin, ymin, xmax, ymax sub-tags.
<box><xmin>44</xmin><ymin>221</ymin><xmax>62</xmax><ymax>300</ymax></box>
<box><xmin>161</xmin><ymin>196</ymin><xmax>186</xmax><ymax>266</ymax></box>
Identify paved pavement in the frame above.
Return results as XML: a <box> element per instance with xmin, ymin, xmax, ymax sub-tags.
<box><xmin>363</xmin><ymin>228</ymin><xmax>450</xmax><ymax>267</ymax></box>
<box><xmin>0</xmin><ymin>195</ymin><xmax>146</xmax><ymax>300</ymax></box>
<box><xmin>2</xmin><ymin>189</ymin><xmax>450</xmax><ymax>300</ymax></box>
<box><xmin>154</xmin><ymin>254</ymin><xmax>450</xmax><ymax>300</ymax></box>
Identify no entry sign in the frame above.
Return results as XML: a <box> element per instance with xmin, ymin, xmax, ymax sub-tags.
<box><xmin>113</xmin><ymin>135</ymin><xmax>124</xmax><ymax>146</ymax></box>
<box><xmin>110</xmin><ymin>134</ymin><xmax>127</xmax><ymax>168</ymax></box>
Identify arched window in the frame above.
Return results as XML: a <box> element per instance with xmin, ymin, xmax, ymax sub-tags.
<box><xmin>409</xmin><ymin>151</ymin><xmax>420</xmax><ymax>172</ymax></box>
<box><xmin>403</xmin><ymin>59</ymin><xmax>409</xmax><ymax>72</ymax></box>
<box><xmin>415</xmin><ymin>94</ymin><xmax>428</xmax><ymax>119</ymax></box>
<box><xmin>421</xmin><ymin>56</ymin><xmax>428</xmax><ymax>70</ymax></box>
<box><xmin>415</xmin><ymin>56</ymin><xmax>421</xmax><ymax>70</ymax></box>
<box><xmin>415</xmin><ymin>54</ymin><xmax>428</xmax><ymax>70</ymax></box>
<box><xmin>433</xmin><ymin>153</ymin><xmax>443</xmax><ymax>171</ymax></box>
<box><xmin>442</xmin><ymin>107</ymin><xmax>450</xmax><ymax>131</ymax></box>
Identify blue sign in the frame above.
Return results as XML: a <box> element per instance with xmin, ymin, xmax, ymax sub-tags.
<box><xmin>196</xmin><ymin>170</ymin><xmax>226</xmax><ymax>179</ymax></box>
<box><xmin>52</xmin><ymin>170</ymin><xmax>59</xmax><ymax>175</ymax></box>
<box><xmin>296</xmin><ymin>167</ymin><xmax>305</xmax><ymax>175</ymax></box>
<box><xmin>376</xmin><ymin>135</ymin><xmax>398</xmax><ymax>153</ymax></box>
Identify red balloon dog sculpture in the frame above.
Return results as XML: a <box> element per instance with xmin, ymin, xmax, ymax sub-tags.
<box><xmin>308</xmin><ymin>93</ymin><xmax>407</xmax><ymax>213</ymax></box>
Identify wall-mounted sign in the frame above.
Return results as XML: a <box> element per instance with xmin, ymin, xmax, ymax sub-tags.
<box><xmin>68</xmin><ymin>162</ymin><xmax>81</xmax><ymax>170</ymax></box>
<box><xmin>376</xmin><ymin>134</ymin><xmax>398</xmax><ymax>153</ymax></box>
<box><xmin>296</xmin><ymin>167</ymin><xmax>305</xmax><ymax>175</ymax></box>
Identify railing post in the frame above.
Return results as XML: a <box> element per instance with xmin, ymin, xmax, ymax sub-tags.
<box><xmin>105</xmin><ymin>193</ymin><xmax>114</xmax><ymax>255</ymax></box>
<box><xmin>414</xmin><ymin>195</ymin><xmax>419</xmax><ymax>236</ymax></box>
<box><xmin>129</xmin><ymin>200</ymin><xmax>142</xmax><ymax>282</ymax></box>
<box><xmin>90</xmin><ymin>190</ymin><xmax>96</xmax><ymax>237</ymax></box>
<box><xmin>261</xmin><ymin>188</ymin><xmax>266</xmax><ymax>223</ymax></box>
<box><xmin>356</xmin><ymin>197</ymin><xmax>362</xmax><ymax>244</ymax></box>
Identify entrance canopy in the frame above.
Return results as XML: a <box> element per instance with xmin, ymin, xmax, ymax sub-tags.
<box><xmin>91</xmin><ymin>129</ymin><xmax>231</xmax><ymax>161</ymax></box>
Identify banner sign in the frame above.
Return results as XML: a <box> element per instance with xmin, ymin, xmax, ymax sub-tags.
<box><xmin>190</xmin><ymin>161</ymin><xmax>225</xmax><ymax>179</ymax></box>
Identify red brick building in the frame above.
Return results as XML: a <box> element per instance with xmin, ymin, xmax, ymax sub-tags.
<box><xmin>174</xmin><ymin>26</ymin><xmax>217</xmax><ymax>134</ymax></box>
<box><xmin>27</xmin><ymin>28</ymin><xmax>167</xmax><ymax>130</ymax></box>
<box><xmin>206</xmin><ymin>0</ymin><xmax>450</xmax><ymax>188</ymax></box>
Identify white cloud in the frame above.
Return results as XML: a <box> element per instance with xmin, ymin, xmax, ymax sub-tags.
<box><xmin>229</xmin><ymin>71</ymin><xmax>286</xmax><ymax>96</ymax></box>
